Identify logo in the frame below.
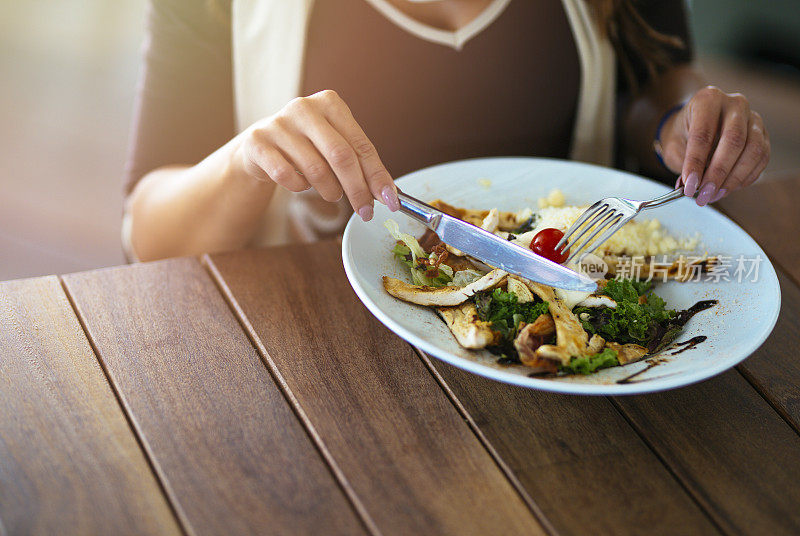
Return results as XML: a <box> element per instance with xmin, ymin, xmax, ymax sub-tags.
<box><xmin>576</xmin><ymin>253</ymin><xmax>609</xmax><ymax>281</ymax></box>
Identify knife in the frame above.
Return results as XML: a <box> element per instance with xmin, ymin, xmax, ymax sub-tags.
<box><xmin>396</xmin><ymin>190</ymin><xmax>597</xmax><ymax>292</ymax></box>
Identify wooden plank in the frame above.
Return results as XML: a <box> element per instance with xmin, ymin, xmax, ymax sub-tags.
<box><xmin>62</xmin><ymin>259</ymin><xmax>367</xmax><ymax>536</ymax></box>
<box><xmin>207</xmin><ymin>244</ymin><xmax>548</xmax><ymax>536</ymax></box>
<box><xmin>613</xmin><ymin>370</ymin><xmax>800</xmax><ymax>535</ymax></box>
<box><xmin>0</xmin><ymin>276</ymin><xmax>181</xmax><ymax>536</ymax></box>
<box><xmin>717</xmin><ymin>177</ymin><xmax>800</xmax><ymax>282</ymax></box>
<box><xmin>736</xmin><ymin>271</ymin><xmax>800</xmax><ymax>432</ymax></box>
<box><xmin>422</xmin><ymin>355</ymin><xmax>719</xmax><ymax>535</ymax></box>
<box><xmin>716</xmin><ymin>180</ymin><xmax>800</xmax><ymax>431</ymax></box>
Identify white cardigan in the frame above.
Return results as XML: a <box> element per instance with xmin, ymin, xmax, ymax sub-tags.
<box><xmin>123</xmin><ymin>0</ymin><xmax>616</xmax><ymax>257</ymax></box>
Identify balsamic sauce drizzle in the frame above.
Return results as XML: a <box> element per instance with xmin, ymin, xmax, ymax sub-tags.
<box><xmin>684</xmin><ymin>299</ymin><xmax>718</xmax><ymax>316</ymax></box>
<box><xmin>617</xmin><ymin>361</ymin><xmax>661</xmax><ymax>384</ymax></box>
<box><xmin>669</xmin><ymin>336</ymin><xmax>708</xmax><ymax>356</ymax></box>
<box><xmin>616</xmin><ymin>299</ymin><xmax>718</xmax><ymax>384</ymax></box>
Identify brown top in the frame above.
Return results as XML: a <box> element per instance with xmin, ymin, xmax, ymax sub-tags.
<box><xmin>124</xmin><ymin>0</ymin><xmax>692</xmax><ymax>246</ymax></box>
<box><xmin>302</xmin><ymin>0</ymin><xmax>579</xmax><ymax>178</ymax></box>
<box><xmin>272</xmin><ymin>0</ymin><xmax>578</xmax><ymax>243</ymax></box>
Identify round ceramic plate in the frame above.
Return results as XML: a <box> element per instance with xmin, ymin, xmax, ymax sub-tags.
<box><xmin>341</xmin><ymin>157</ymin><xmax>780</xmax><ymax>395</ymax></box>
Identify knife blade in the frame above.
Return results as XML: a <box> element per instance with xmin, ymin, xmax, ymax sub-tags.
<box><xmin>396</xmin><ymin>190</ymin><xmax>597</xmax><ymax>292</ymax></box>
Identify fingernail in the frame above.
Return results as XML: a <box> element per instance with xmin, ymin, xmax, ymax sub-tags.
<box><xmin>381</xmin><ymin>186</ymin><xmax>399</xmax><ymax>211</ymax></box>
<box><xmin>696</xmin><ymin>182</ymin><xmax>717</xmax><ymax>206</ymax></box>
<box><xmin>710</xmin><ymin>188</ymin><xmax>727</xmax><ymax>203</ymax></box>
<box><xmin>683</xmin><ymin>172</ymin><xmax>700</xmax><ymax>197</ymax></box>
<box><xmin>675</xmin><ymin>176</ymin><xmax>683</xmax><ymax>188</ymax></box>
<box><xmin>358</xmin><ymin>205</ymin><xmax>373</xmax><ymax>222</ymax></box>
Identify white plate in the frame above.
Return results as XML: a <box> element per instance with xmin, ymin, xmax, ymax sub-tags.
<box><xmin>342</xmin><ymin>157</ymin><xmax>780</xmax><ymax>395</ymax></box>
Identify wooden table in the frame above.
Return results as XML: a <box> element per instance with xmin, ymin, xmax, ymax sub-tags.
<box><xmin>2</xmin><ymin>177</ymin><xmax>800</xmax><ymax>536</ymax></box>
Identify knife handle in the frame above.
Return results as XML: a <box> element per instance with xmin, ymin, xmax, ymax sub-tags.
<box><xmin>396</xmin><ymin>190</ymin><xmax>441</xmax><ymax>227</ymax></box>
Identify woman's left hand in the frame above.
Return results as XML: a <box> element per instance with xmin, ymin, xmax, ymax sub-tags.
<box><xmin>657</xmin><ymin>86</ymin><xmax>770</xmax><ymax>206</ymax></box>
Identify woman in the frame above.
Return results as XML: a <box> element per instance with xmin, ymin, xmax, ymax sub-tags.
<box><xmin>123</xmin><ymin>0</ymin><xmax>770</xmax><ymax>262</ymax></box>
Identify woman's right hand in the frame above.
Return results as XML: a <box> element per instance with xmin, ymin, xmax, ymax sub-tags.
<box><xmin>235</xmin><ymin>89</ymin><xmax>399</xmax><ymax>221</ymax></box>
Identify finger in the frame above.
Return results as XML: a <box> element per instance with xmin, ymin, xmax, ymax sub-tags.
<box><xmin>695</xmin><ymin>95</ymin><xmax>749</xmax><ymax>206</ymax></box>
<box><xmin>743</xmin><ymin>155</ymin><xmax>768</xmax><ymax>188</ymax></box>
<box><xmin>294</xmin><ymin>105</ymin><xmax>375</xmax><ymax>219</ymax></box>
<box><xmin>718</xmin><ymin>113</ymin><xmax>768</xmax><ymax>194</ymax></box>
<box><xmin>243</xmin><ymin>131</ymin><xmax>310</xmax><ymax>192</ymax></box>
<box><xmin>710</xmin><ymin>148</ymin><xmax>769</xmax><ymax>205</ymax></box>
<box><xmin>661</xmin><ymin>137</ymin><xmax>686</xmax><ymax>187</ymax></box>
<box><xmin>742</xmin><ymin>112</ymin><xmax>770</xmax><ymax>188</ymax></box>
<box><xmin>680</xmin><ymin>88</ymin><xmax>722</xmax><ymax>197</ymax></box>
<box><xmin>269</xmin><ymin>118</ymin><xmax>341</xmax><ymax>199</ymax></box>
<box><xmin>708</xmin><ymin>188</ymin><xmax>727</xmax><ymax>204</ymax></box>
<box><xmin>319</xmin><ymin>92</ymin><xmax>398</xmax><ymax>211</ymax></box>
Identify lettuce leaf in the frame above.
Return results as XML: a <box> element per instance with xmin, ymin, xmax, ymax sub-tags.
<box><xmin>385</xmin><ymin>219</ymin><xmax>426</xmax><ymax>260</ymax></box>
<box><xmin>474</xmin><ymin>289</ymin><xmax>549</xmax><ymax>342</ymax></box>
<box><xmin>560</xmin><ymin>348</ymin><xmax>619</xmax><ymax>375</ymax></box>
<box><xmin>386</xmin><ymin>220</ymin><xmax>453</xmax><ymax>287</ymax></box>
<box><xmin>576</xmin><ymin>278</ymin><xmax>676</xmax><ymax>345</ymax></box>
<box><xmin>451</xmin><ymin>269</ymin><xmax>484</xmax><ymax>287</ymax></box>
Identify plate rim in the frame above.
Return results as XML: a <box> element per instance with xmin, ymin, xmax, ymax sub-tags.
<box><xmin>341</xmin><ymin>156</ymin><xmax>781</xmax><ymax>395</ymax></box>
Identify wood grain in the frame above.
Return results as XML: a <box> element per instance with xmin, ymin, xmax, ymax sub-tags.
<box><xmin>62</xmin><ymin>259</ymin><xmax>367</xmax><ymax>536</ymax></box>
<box><xmin>423</xmin><ymin>356</ymin><xmax>719</xmax><ymax>535</ymax></box>
<box><xmin>613</xmin><ymin>369</ymin><xmax>800</xmax><ymax>535</ymax></box>
<box><xmin>207</xmin><ymin>244</ymin><xmax>547</xmax><ymax>536</ymax></box>
<box><xmin>717</xmin><ymin>178</ymin><xmax>800</xmax><ymax>430</ymax></box>
<box><xmin>0</xmin><ymin>276</ymin><xmax>181</xmax><ymax>536</ymax></box>
<box><xmin>717</xmin><ymin>176</ymin><xmax>800</xmax><ymax>282</ymax></box>
<box><xmin>736</xmin><ymin>271</ymin><xmax>800</xmax><ymax>432</ymax></box>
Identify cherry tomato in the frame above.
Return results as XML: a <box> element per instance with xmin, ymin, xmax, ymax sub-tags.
<box><xmin>530</xmin><ymin>228</ymin><xmax>570</xmax><ymax>264</ymax></box>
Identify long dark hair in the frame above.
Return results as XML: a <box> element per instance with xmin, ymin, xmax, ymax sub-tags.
<box><xmin>587</xmin><ymin>0</ymin><xmax>687</xmax><ymax>93</ymax></box>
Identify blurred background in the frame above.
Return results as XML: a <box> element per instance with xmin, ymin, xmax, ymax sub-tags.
<box><xmin>1</xmin><ymin>0</ymin><xmax>798</xmax><ymax>281</ymax></box>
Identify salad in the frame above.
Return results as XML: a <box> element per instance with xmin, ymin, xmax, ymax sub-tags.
<box><xmin>382</xmin><ymin>191</ymin><xmax>716</xmax><ymax>376</ymax></box>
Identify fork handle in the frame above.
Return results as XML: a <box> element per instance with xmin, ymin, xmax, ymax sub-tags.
<box><xmin>640</xmin><ymin>187</ymin><xmax>685</xmax><ymax>210</ymax></box>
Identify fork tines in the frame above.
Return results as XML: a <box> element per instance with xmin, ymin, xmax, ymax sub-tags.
<box><xmin>556</xmin><ymin>202</ymin><xmax>628</xmax><ymax>264</ymax></box>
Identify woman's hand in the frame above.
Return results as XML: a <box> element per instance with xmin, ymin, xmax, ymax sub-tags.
<box><xmin>235</xmin><ymin>89</ymin><xmax>399</xmax><ymax>221</ymax></box>
<box><xmin>657</xmin><ymin>86</ymin><xmax>770</xmax><ymax>206</ymax></box>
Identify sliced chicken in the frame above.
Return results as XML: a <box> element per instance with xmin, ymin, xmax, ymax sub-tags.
<box><xmin>429</xmin><ymin>200</ymin><xmax>523</xmax><ymax>231</ymax></box>
<box><xmin>436</xmin><ymin>302</ymin><xmax>497</xmax><ymax>349</ymax></box>
<box><xmin>519</xmin><ymin>356</ymin><xmax>559</xmax><ymax>374</ymax></box>
<box><xmin>586</xmin><ymin>334</ymin><xmax>606</xmax><ymax>355</ymax></box>
<box><xmin>382</xmin><ymin>269</ymin><xmax>507</xmax><ymax>307</ymax></box>
<box><xmin>575</xmin><ymin>294</ymin><xmax>617</xmax><ymax>309</ymax></box>
<box><xmin>507</xmin><ymin>277</ymin><xmax>535</xmax><ymax>303</ymax></box>
<box><xmin>514</xmin><ymin>314</ymin><xmax>557</xmax><ymax>372</ymax></box>
<box><xmin>444</xmin><ymin>243</ymin><xmax>466</xmax><ymax>257</ymax></box>
<box><xmin>605</xmin><ymin>342</ymin><xmax>648</xmax><ymax>365</ymax></box>
<box><xmin>480</xmin><ymin>208</ymin><xmax>500</xmax><ymax>234</ymax></box>
<box><xmin>528</xmin><ymin>313</ymin><xmax>556</xmax><ymax>335</ymax></box>
<box><xmin>523</xmin><ymin>281</ymin><xmax>590</xmax><ymax>367</ymax></box>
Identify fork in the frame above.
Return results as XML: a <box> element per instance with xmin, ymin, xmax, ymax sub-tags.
<box><xmin>555</xmin><ymin>187</ymin><xmax>686</xmax><ymax>264</ymax></box>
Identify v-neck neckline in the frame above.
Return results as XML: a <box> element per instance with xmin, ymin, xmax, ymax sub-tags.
<box><xmin>362</xmin><ymin>0</ymin><xmax>512</xmax><ymax>50</ymax></box>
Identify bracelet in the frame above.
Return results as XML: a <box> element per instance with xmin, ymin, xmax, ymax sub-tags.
<box><xmin>653</xmin><ymin>101</ymin><xmax>686</xmax><ymax>172</ymax></box>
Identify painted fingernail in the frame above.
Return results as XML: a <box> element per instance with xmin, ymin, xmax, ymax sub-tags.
<box><xmin>358</xmin><ymin>205</ymin><xmax>373</xmax><ymax>222</ymax></box>
<box><xmin>683</xmin><ymin>172</ymin><xmax>700</xmax><ymax>197</ymax></box>
<box><xmin>675</xmin><ymin>176</ymin><xmax>683</xmax><ymax>189</ymax></box>
<box><xmin>710</xmin><ymin>188</ymin><xmax>727</xmax><ymax>203</ymax></box>
<box><xmin>696</xmin><ymin>183</ymin><xmax>717</xmax><ymax>206</ymax></box>
<box><xmin>381</xmin><ymin>186</ymin><xmax>399</xmax><ymax>211</ymax></box>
